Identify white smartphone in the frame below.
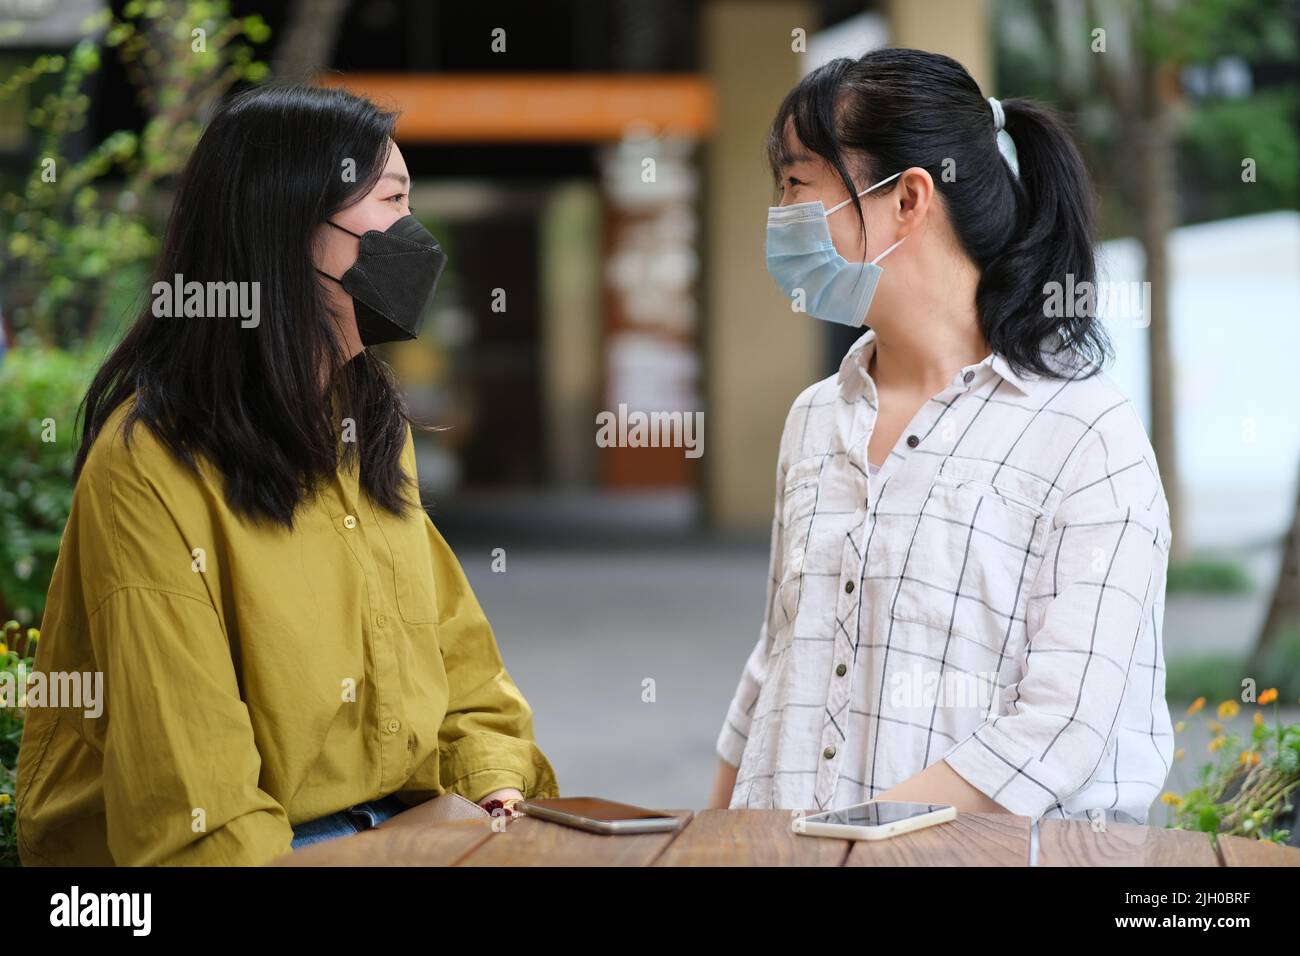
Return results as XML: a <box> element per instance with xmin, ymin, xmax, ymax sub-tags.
<box><xmin>793</xmin><ymin>800</ymin><xmax>956</xmax><ymax>841</ymax></box>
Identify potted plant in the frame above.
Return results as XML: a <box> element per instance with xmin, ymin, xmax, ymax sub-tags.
<box><xmin>1162</xmin><ymin>691</ymin><xmax>1300</xmax><ymax>846</ymax></box>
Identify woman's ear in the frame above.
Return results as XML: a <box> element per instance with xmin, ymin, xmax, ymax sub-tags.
<box><xmin>895</xmin><ymin>166</ymin><xmax>935</xmax><ymax>234</ymax></box>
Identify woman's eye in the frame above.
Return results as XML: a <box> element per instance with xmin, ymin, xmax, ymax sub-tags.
<box><xmin>388</xmin><ymin>194</ymin><xmax>408</xmax><ymax>204</ymax></box>
<box><xmin>786</xmin><ymin>177</ymin><xmax>805</xmax><ymax>187</ymax></box>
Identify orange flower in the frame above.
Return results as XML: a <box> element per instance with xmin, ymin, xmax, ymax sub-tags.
<box><xmin>1173</xmin><ymin>748</ymin><xmax>1185</xmax><ymax>762</ymax></box>
<box><xmin>1160</xmin><ymin>792</ymin><xmax>1182</xmax><ymax>807</ymax></box>
<box><xmin>1258</xmin><ymin>688</ymin><xmax>1278</xmax><ymax>705</ymax></box>
<box><xmin>1186</xmin><ymin>697</ymin><xmax>1205</xmax><ymax>717</ymax></box>
<box><xmin>1217</xmin><ymin>700</ymin><xmax>1240</xmax><ymax>719</ymax></box>
<box><xmin>1238</xmin><ymin>750</ymin><xmax>1260</xmax><ymax>766</ymax></box>
<box><xmin>1254</xmin><ymin>712</ymin><xmax>1265</xmax><ymax>727</ymax></box>
<box><xmin>1208</xmin><ymin>721</ymin><xmax>1223</xmax><ymax>736</ymax></box>
<box><xmin>1209</xmin><ymin>737</ymin><xmax>1227</xmax><ymax>752</ymax></box>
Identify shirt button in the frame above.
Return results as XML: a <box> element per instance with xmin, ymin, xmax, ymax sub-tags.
<box><xmin>823</xmin><ymin>745</ymin><xmax>837</xmax><ymax>760</ymax></box>
<box><xmin>375</xmin><ymin>613</ymin><xmax>387</xmax><ymax>628</ymax></box>
<box><xmin>963</xmin><ymin>370</ymin><xmax>975</xmax><ymax>383</ymax></box>
<box><xmin>844</xmin><ymin>580</ymin><xmax>855</xmax><ymax>594</ymax></box>
<box><xmin>835</xmin><ymin>663</ymin><xmax>847</xmax><ymax>677</ymax></box>
<box><xmin>906</xmin><ymin>434</ymin><xmax>919</xmax><ymax>448</ymax></box>
<box><xmin>386</xmin><ymin>719</ymin><xmax>401</xmax><ymax>734</ymax></box>
<box><xmin>343</xmin><ymin>514</ymin><xmax>357</xmax><ymax>529</ymax></box>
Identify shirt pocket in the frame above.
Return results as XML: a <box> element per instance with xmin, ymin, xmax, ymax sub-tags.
<box><xmin>771</xmin><ymin>456</ymin><xmax>824</xmax><ymax>635</ymax></box>
<box><xmin>369</xmin><ymin>501</ymin><xmax>440</xmax><ymax>625</ymax></box>
<box><xmin>889</xmin><ymin>455</ymin><xmax>1057</xmax><ymax>652</ymax></box>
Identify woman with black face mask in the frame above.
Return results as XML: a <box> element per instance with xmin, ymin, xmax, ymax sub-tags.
<box><xmin>16</xmin><ymin>84</ymin><xmax>559</xmax><ymax>866</ymax></box>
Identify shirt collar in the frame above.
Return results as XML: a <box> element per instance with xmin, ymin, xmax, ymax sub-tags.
<box><xmin>837</xmin><ymin>326</ymin><xmax>1034</xmax><ymax>401</ymax></box>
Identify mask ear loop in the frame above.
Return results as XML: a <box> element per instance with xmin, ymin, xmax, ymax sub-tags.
<box><xmin>317</xmin><ymin>219</ymin><xmax>362</xmax><ymax>283</ymax></box>
<box><xmin>870</xmin><ymin>235</ymin><xmax>907</xmax><ymax>265</ymax></box>
<box><xmin>325</xmin><ymin>220</ymin><xmax>363</xmax><ymax>239</ymax></box>
<box><xmin>825</xmin><ymin>169</ymin><xmax>903</xmax><ymax>216</ymax></box>
<box><xmin>824</xmin><ymin>170</ymin><xmax>908</xmax><ymax>265</ymax></box>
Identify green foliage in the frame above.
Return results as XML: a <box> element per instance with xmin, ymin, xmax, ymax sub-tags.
<box><xmin>0</xmin><ymin>620</ymin><xmax>37</xmax><ymax>867</ymax></box>
<box><xmin>0</xmin><ymin>1</ymin><xmax>271</xmax><ymax>347</ymax></box>
<box><xmin>996</xmin><ymin>0</ymin><xmax>1299</xmax><ymax>230</ymax></box>
<box><xmin>1166</xmin><ymin>628</ymin><xmax>1300</xmax><ymax>708</ymax></box>
<box><xmin>1165</xmin><ymin>555</ymin><xmax>1254</xmax><ymax>594</ymax></box>
<box><xmin>1253</xmin><ymin>627</ymin><xmax>1300</xmax><ymax>699</ymax></box>
<box><xmin>1166</xmin><ymin>653</ymin><xmax>1247</xmax><ymax>703</ymax></box>
<box><xmin>0</xmin><ymin>347</ymin><xmax>99</xmax><ymax>625</ymax></box>
<box><xmin>1181</xmin><ymin>88</ymin><xmax>1300</xmax><ymax>218</ymax></box>
<box><xmin>1135</xmin><ymin>0</ymin><xmax>1297</xmax><ymax>63</ymax></box>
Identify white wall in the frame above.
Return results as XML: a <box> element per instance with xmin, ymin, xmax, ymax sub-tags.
<box><xmin>1099</xmin><ymin>211</ymin><xmax>1300</xmax><ymax>549</ymax></box>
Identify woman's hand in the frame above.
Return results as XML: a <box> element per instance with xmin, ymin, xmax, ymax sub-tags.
<box><xmin>875</xmin><ymin>760</ymin><xmax>1010</xmax><ymax>814</ymax></box>
<box><xmin>479</xmin><ymin>787</ymin><xmax>524</xmax><ymax>817</ymax></box>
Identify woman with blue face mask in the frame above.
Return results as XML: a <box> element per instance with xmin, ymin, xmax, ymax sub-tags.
<box><xmin>710</xmin><ymin>48</ymin><xmax>1174</xmax><ymax>828</ymax></box>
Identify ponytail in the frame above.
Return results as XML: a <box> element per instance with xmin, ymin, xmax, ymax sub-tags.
<box><xmin>978</xmin><ymin>98</ymin><xmax>1111</xmax><ymax>377</ymax></box>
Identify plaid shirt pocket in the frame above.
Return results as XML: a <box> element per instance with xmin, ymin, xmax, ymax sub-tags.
<box><xmin>889</xmin><ymin>456</ymin><xmax>1058</xmax><ymax>654</ymax></box>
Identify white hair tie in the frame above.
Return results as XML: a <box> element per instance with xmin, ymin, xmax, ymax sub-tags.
<box><xmin>988</xmin><ymin>96</ymin><xmax>1006</xmax><ymax>130</ymax></box>
<box><xmin>987</xmin><ymin>96</ymin><xmax>1020</xmax><ymax>179</ymax></box>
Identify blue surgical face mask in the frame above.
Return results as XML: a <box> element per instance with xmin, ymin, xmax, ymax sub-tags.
<box><xmin>765</xmin><ymin>170</ymin><xmax>906</xmax><ymax>327</ymax></box>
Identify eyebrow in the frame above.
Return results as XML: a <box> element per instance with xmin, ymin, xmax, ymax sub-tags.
<box><xmin>780</xmin><ymin>149</ymin><xmax>815</xmax><ymax>168</ymax></box>
<box><xmin>380</xmin><ymin>172</ymin><xmax>409</xmax><ymax>186</ymax></box>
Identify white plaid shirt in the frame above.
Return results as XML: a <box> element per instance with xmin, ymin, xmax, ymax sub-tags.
<box><xmin>717</xmin><ymin>328</ymin><xmax>1174</xmax><ymax>824</ymax></box>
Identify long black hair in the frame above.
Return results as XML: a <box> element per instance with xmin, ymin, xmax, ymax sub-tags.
<box><xmin>75</xmin><ymin>83</ymin><xmax>416</xmax><ymax>527</ymax></box>
<box><xmin>768</xmin><ymin>47</ymin><xmax>1112</xmax><ymax>379</ymax></box>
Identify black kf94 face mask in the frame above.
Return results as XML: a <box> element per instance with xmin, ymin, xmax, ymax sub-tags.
<box><xmin>316</xmin><ymin>214</ymin><xmax>448</xmax><ymax>346</ymax></box>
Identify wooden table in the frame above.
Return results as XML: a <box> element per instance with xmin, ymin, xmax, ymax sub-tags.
<box><xmin>271</xmin><ymin>804</ymin><xmax>1300</xmax><ymax>867</ymax></box>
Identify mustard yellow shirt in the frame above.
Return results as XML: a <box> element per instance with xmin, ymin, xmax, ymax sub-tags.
<box><xmin>16</xmin><ymin>398</ymin><xmax>559</xmax><ymax>866</ymax></box>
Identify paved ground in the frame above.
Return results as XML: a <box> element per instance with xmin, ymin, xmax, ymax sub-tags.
<box><xmin>442</xmin><ymin>527</ymin><xmax>1291</xmax><ymax>829</ymax></box>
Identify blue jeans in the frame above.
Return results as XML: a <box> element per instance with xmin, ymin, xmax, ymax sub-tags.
<box><xmin>290</xmin><ymin>795</ymin><xmax>408</xmax><ymax>850</ymax></box>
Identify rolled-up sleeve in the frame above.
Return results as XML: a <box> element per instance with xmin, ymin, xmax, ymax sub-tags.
<box><xmin>716</xmin><ymin>455</ymin><xmax>786</xmax><ymax>768</ymax></box>
<box><xmin>426</xmin><ymin>517</ymin><xmax>560</xmax><ymax>803</ymax></box>
<box><xmin>943</xmin><ymin>425</ymin><xmax>1172</xmax><ymax>820</ymax></box>
<box><xmin>90</xmin><ymin>587</ymin><xmax>294</xmax><ymax>866</ymax></box>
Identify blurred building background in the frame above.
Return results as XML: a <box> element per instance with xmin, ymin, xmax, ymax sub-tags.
<box><xmin>1</xmin><ymin>0</ymin><xmax>1298</xmax><ymax>827</ymax></box>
